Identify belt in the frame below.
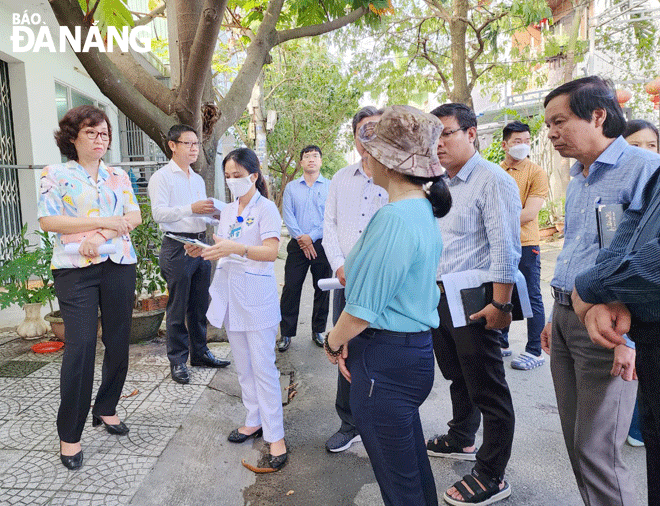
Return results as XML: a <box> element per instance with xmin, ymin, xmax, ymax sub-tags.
<box><xmin>437</xmin><ymin>281</ymin><xmax>445</xmax><ymax>294</ymax></box>
<box><xmin>551</xmin><ymin>286</ymin><xmax>572</xmax><ymax>307</ymax></box>
<box><xmin>362</xmin><ymin>328</ymin><xmax>429</xmax><ymax>345</ymax></box>
<box><xmin>166</xmin><ymin>231</ymin><xmax>206</xmax><ymax>240</ymax></box>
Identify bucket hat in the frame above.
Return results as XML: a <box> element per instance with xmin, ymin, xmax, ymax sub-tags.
<box><xmin>358</xmin><ymin>105</ymin><xmax>443</xmax><ymax>178</ymax></box>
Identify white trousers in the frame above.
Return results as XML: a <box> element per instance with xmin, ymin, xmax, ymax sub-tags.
<box><xmin>226</xmin><ymin>324</ymin><xmax>284</xmax><ymax>442</ymax></box>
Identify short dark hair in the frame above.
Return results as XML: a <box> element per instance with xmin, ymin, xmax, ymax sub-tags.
<box><xmin>54</xmin><ymin>105</ymin><xmax>112</xmax><ymax>161</ymax></box>
<box><xmin>223</xmin><ymin>147</ymin><xmax>269</xmax><ymax>199</ymax></box>
<box><xmin>623</xmin><ymin>119</ymin><xmax>659</xmax><ymax>144</ymax></box>
<box><xmin>300</xmin><ymin>145</ymin><xmax>322</xmax><ymax>160</ymax></box>
<box><xmin>430</xmin><ymin>103</ymin><xmax>477</xmax><ymax>130</ymax></box>
<box><xmin>543</xmin><ymin>76</ymin><xmax>625</xmax><ymax>138</ymax></box>
<box><xmin>352</xmin><ymin>106</ymin><xmax>385</xmax><ymax>136</ymax></box>
<box><xmin>167</xmin><ymin>124</ymin><xmax>197</xmax><ymax>143</ymax></box>
<box><xmin>502</xmin><ymin>121</ymin><xmax>530</xmax><ymax>141</ymax></box>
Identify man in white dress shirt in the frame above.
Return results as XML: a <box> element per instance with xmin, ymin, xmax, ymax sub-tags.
<box><xmin>322</xmin><ymin>106</ymin><xmax>388</xmax><ymax>452</ymax></box>
<box><xmin>148</xmin><ymin>125</ymin><xmax>229</xmax><ymax>385</ymax></box>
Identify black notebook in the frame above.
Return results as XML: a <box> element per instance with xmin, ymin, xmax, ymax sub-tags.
<box><xmin>460</xmin><ymin>282</ymin><xmax>525</xmax><ymax>325</ymax></box>
<box><xmin>596</xmin><ymin>203</ymin><xmax>624</xmax><ymax>249</ymax></box>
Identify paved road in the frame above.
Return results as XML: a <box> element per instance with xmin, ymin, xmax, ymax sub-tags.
<box><xmin>0</xmin><ymin>238</ymin><xmax>648</xmax><ymax>505</ymax></box>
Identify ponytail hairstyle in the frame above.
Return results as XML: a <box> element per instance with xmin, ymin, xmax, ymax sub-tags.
<box><xmin>222</xmin><ymin>148</ymin><xmax>269</xmax><ymax>199</ymax></box>
<box><xmin>404</xmin><ymin>175</ymin><xmax>452</xmax><ymax>218</ymax></box>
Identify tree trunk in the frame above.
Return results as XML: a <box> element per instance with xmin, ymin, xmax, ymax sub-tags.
<box><xmin>449</xmin><ymin>0</ymin><xmax>472</xmax><ymax>107</ymax></box>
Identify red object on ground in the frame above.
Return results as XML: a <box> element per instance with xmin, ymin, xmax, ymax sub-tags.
<box><xmin>32</xmin><ymin>341</ymin><xmax>64</xmax><ymax>353</ymax></box>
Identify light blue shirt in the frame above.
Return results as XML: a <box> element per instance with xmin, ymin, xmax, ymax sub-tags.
<box><xmin>551</xmin><ymin>137</ymin><xmax>658</xmax><ymax>292</ymax></box>
<box><xmin>436</xmin><ymin>152</ymin><xmax>522</xmax><ymax>283</ymax></box>
<box><xmin>282</xmin><ymin>174</ymin><xmax>330</xmax><ymax>241</ymax></box>
<box><xmin>344</xmin><ymin>198</ymin><xmax>442</xmax><ymax>332</ymax></box>
<box><xmin>550</xmin><ymin>136</ymin><xmax>659</xmax><ymax>350</ymax></box>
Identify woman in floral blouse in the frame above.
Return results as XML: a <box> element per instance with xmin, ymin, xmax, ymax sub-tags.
<box><xmin>38</xmin><ymin>105</ymin><xmax>141</xmax><ymax>470</ymax></box>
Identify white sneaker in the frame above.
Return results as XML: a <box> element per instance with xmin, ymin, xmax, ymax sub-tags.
<box><xmin>511</xmin><ymin>352</ymin><xmax>545</xmax><ymax>370</ymax></box>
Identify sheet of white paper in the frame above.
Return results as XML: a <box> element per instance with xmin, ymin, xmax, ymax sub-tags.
<box><xmin>318</xmin><ymin>278</ymin><xmax>344</xmax><ymax>291</ymax></box>
<box><xmin>441</xmin><ymin>270</ymin><xmax>490</xmax><ymax>328</ymax></box>
<box><xmin>441</xmin><ymin>269</ymin><xmax>532</xmax><ymax>328</ymax></box>
<box><xmin>212</xmin><ymin>198</ymin><xmax>226</xmax><ymax>212</ymax></box>
<box><xmin>64</xmin><ymin>243</ymin><xmax>117</xmax><ymax>255</ymax></box>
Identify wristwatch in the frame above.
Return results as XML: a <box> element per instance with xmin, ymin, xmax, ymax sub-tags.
<box><xmin>491</xmin><ymin>300</ymin><xmax>514</xmax><ymax>313</ymax></box>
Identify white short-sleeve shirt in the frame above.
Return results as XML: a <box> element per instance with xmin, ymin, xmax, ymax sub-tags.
<box><xmin>207</xmin><ymin>191</ymin><xmax>282</xmax><ymax>331</ymax></box>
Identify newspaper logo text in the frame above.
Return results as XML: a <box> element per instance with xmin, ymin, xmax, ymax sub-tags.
<box><xmin>11</xmin><ymin>26</ymin><xmax>152</xmax><ymax>53</ymax></box>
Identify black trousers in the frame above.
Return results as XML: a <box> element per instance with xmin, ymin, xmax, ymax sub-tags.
<box><xmin>630</xmin><ymin>322</ymin><xmax>660</xmax><ymax>506</ymax></box>
<box><xmin>53</xmin><ymin>261</ymin><xmax>136</xmax><ymax>443</ymax></box>
<box><xmin>348</xmin><ymin>329</ymin><xmax>437</xmax><ymax>506</ymax></box>
<box><xmin>432</xmin><ymin>293</ymin><xmax>515</xmax><ymax>482</ymax></box>
<box><xmin>332</xmin><ymin>288</ymin><xmax>355</xmax><ymax>432</ymax></box>
<box><xmin>159</xmin><ymin>236</ymin><xmax>212</xmax><ymax>365</ymax></box>
<box><xmin>279</xmin><ymin>238</ymin><xmax>331</xmax><ymax>337</ymax></box>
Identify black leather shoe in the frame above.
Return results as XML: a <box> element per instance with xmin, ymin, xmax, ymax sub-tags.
<box><xmin>190</xmin><ymin>350</ymin><xmax>230</xmax><ymax>368</ymax></box>
<box><xmin>277</xmin><ymin>336</ymin><xmax>291</xmax><ymax>352</ymax></box>
<box><xmin>312</xmin><ymin>332</ymin><xmax>324</xmax><ymax>347</ymax></box>
<box><xmin>92</xmin><ymin>414</ymin><xmax>129</xmax><ymax>435</ymax></box>
<box><xmin>268</xmin><ymin>451</ymin><xmax>288</xmax><ymax>471</ymax></box>
<box><xmin>60</xmin><ymin>450</ymin><xmax>83</xmax><ymax>470</ymax></box>
<box><xmin>171</xmin><ymin>363</ymin><xmax>190</xmax><ymax>384</ymax></box>
<box><xmin>228</xmin><ymin>427</ymin><xmax>263</xmax><ymax>443</ymax></box>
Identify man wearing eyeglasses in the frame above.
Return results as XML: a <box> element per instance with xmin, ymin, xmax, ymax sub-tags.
<box><xmin>425</xmin><ymin>104</ymin><xmax>521</xmax><ymax>506</ymax></box>
<box><xmin>148</xmin><ymin>124</ymin><xmax>229</xmax><ymax>385</ymax></box>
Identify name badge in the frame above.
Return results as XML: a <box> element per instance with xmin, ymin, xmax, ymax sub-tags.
<box><xmin>229</xmin><ymin>224</ymin><xmax>242</xmax><ymax>239</ymax></box>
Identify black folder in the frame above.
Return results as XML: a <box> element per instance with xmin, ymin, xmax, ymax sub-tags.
<box><xmin>460</xmin><ymin>282</ymin><xmax>525</xmax><ymax>325</ymax></box>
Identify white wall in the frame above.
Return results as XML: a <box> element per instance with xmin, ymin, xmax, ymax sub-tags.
<box><xmin>0</xmin><ymin>0</ymin><xmax>121</xmax><ymax>234</ymax></box>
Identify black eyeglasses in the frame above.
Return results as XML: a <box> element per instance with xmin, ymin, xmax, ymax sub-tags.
<box><xmin>174</xmin><ymin>140</ymin><xmax>200</xmax><ymax>148</ymax></box>
<box><xmin>440</xmin><ymin>127</ymin><xmax>467</xmax><ymax>138</ymax></box>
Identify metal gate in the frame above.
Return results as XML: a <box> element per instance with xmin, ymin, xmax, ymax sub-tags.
<box><xmin>0</xmin><ymin>59</ymin><xmax>21</xmax><ymax>262</ymax></box>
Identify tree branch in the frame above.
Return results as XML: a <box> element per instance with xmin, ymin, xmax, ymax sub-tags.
<box><xmin>107</xmin><ymin>52</ymin><xmax>177</xmax><ymax>114</ymax></box>
<box><xmin>422</xmin><ymin>0</ymin><xmax>451</xmax><ymax>22</ymax></box>
<box><xmin>49</xmin><ymin>0</ymin><xmax>175</xmax><ymax>152</ymax></box>
<box><xmin>133</xmin><ymin>2</ymin><xmax>167</xmax><ymax>27</ymax></box>
<box><xmin>276</xmin><ymin>7</ymin><xmax>366</xmax><ymax>45</ymax></box>
<box><xmin>421</xmin><ymin>39</ymin><xmax>451</xmax><ymax>96</ymax></box>
<box><xmin>174</xmin><ymin>0</ymin><xmax>229</xmax><ymax>130</ymax></box>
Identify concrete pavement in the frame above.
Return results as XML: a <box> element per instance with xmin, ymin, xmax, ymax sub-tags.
<box><xmin>0</xmin><ymin>237</ymin><xmax>648</xmax><ymax>505</ymax></box>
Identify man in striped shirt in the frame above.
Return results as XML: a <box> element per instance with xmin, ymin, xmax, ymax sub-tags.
<box><xmin>426</xmin><ymin>103</ymin><xmax>522</xmax><ymax>506</ymax></box>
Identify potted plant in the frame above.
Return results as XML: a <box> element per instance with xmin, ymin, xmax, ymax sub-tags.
<box><xmin>129</xmin><ymin>196</ymin><xmax>168</xmax><ymax>343</ymax></box>
<box><xmin>0</xmin><ymin>225</ymin><xmax>55</xmax><ymax>339</ymax></box>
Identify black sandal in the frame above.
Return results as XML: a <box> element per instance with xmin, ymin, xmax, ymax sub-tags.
<box><xmin>426</xmin><ymin>434</ymin><xmax>477</xmax><ymax>461</ymax></box>
<box><xmin>443</xmin><ymin>469</ymin><xmax>511</xmax><ymax>505</ymax></box>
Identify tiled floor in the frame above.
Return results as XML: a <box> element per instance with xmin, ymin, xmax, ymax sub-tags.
<box><xmin>0</xmin><ymin>329</ymin><xmax>230</xmax><ymax>506</ymax></box>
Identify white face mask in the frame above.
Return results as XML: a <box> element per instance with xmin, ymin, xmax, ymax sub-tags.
<box><xmin>226</xmin><ymin>175</ymin><xmax>255</xmax><ymax>199</ymax></box>
<box><xmin>508</xmin><ymin>143</ymin><xmax>531</xmax><ymax>160</ymax></box>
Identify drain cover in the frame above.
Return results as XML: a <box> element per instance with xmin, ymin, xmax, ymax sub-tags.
<box><xmin>0</xmin><ymin>360</ymin><xmax>48</xmax><ymax>378</ymax></box>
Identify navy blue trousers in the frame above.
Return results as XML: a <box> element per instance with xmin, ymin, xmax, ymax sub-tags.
<box><xmin>347</xmin><ymin>328</ymin><xmax>437</xmax><ymax>506</ymax></box>
<box><xmin>500</xmin><ymin>245</ymin><xmax>545</xmax><ymax>355</ymax></box>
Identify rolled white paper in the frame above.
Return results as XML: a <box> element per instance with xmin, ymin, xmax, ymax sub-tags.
<box><xmin>64</xmin><ymin>243</ymin><xmax>117</xmax><ymax>255</ymax></box>
<box><xmin>318</xmin><ymin>278</ymin><xmax>344</xmax><ymax>291</ymax></box>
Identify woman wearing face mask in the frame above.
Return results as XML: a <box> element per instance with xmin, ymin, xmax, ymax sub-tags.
<box><xmin>185</xmin><ymin>148</ymin><xmax>287</xmax><ymax>471</ymax></box>
<box><xmin>622</xmin><ymin>119</ymin><xmax>659</xmax><ymax>449</ymax></box>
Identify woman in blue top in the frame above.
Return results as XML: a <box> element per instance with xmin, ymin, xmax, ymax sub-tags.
<box><xmin>325</xmin><ymin>105</ymin><xmax>451</xmax><ymax>506</ymax></box>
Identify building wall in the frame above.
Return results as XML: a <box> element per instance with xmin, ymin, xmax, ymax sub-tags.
<box><xmin>0</xmin><ymin>0</ymin><xmax>122</xmax><ymax>235</ymax></box>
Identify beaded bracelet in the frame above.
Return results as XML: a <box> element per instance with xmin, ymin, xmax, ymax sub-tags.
<box><xmin>324</xmin><ymin>334</ymin><xmax>343</xmax><ymax>357</ymax></box>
